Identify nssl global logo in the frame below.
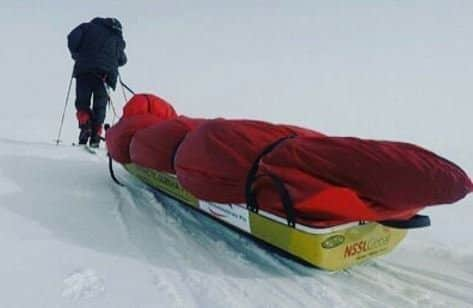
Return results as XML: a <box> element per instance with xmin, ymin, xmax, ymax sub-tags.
<box><xmin>343</xmin><ymin>235</ymin><xmax>391</xmax><ymax>258</ymax></box>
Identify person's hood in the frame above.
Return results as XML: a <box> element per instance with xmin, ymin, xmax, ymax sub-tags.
<box><xmin>91</xmin><ymin>17</ymin><xmax>122</xmax><ymax>33</ymax></box>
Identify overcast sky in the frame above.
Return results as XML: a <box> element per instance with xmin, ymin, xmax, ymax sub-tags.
<box><xmin>0</xmin><ymin>1</ymin><xmax>471</xmax><ymax>171</ymax></box>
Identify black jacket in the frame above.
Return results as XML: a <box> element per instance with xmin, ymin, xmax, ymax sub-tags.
<box><xmin>68</xmin><ymin>17</ymin><xmax>127</xmax><ymax>89</ymax></box>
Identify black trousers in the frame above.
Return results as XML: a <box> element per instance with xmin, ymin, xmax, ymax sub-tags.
<box><xmin>75</xmin><ymin>73</ymin><xmax>108</xmax><ymax>127</ymax></box>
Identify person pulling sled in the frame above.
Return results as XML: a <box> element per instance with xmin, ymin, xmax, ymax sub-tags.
<box><xmin>67</xmin><ymin>17</ymin><xmax>127</xmax><ymax>148</ymax></box>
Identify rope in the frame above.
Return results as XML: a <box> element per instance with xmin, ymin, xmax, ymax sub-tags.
<box><xmin>102</xmin><ymin>80</ymin><xmax>120</xmax><ymax>124</ymax></box>
<box><xmin>119</xmin><ymin>73</ymin><xmax>135</xmax><ymax>95</ymax></box>
<box><xmin>120</xmin><ymin>79</ymin><xmax>128</xmax><ymax>103</ymax></box>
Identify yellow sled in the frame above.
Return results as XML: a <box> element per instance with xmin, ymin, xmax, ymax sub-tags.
<box><xmin>124</xmin><ymin>164</ymin><xmax>408</xmax><ymax>271</ymax></box>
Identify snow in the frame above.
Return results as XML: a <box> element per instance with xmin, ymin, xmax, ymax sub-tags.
<box><xmin>0</xmin><ymin>142</ymin><xmax>472</xmax><ymax>308</ymax></box>
<box><xmin>1</xmin><ymin>1</ymin><xmax>472</xmax><ymax>307</ymax></box>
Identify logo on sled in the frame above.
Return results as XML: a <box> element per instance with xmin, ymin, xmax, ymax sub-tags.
<box><xmin>321</xmin><ymin>235</ymin><xmax>345</xmax><ymax>249</ymax></box>
<box><xmin>343</xmin><ymin>234</ymin><xmax>391</xmax><ymax>259</ymax></box>
<box><xmin>199</xmin><ymin>201</ymin><xmax>250</xmax><ymax>232</ymax></box>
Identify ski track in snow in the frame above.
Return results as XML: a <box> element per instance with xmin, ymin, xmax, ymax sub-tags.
<box><xmin>1</xmin><ymin>139</ymin><xmax>472</xmax><ymax>308</ymax></box>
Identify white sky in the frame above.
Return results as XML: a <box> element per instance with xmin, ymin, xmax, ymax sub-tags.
<box><xmin>0</xmin><ymin>1</ymin><xmax>472</xmax><ymax>173</ymax></box>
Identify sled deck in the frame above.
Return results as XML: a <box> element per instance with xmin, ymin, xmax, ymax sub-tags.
<box><xmin>124</xmin><ymin>164</ymin><xmax>407</xmax><ymax>271</ymax></box>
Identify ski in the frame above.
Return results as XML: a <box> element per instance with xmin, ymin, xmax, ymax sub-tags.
<box><xmin>83</xmin><ymin>145</ymin><xmax>97</xmax><ymax>154</ymax></box>
<box><xmin>72</xmin><ymin>143</ymin><xmax>97</xmax><ymax>154</ymax></box>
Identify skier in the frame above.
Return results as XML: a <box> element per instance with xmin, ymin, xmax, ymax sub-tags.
<box><xmin>67</xmin><ymin>17</ymin><xmax>127</xmax><ymax>147</ymax></box>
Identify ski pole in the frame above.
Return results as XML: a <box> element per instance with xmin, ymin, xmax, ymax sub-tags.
<box><xmin>55</xmin><ymin>71</ymin><xmax>74</xmax><ymax>145</ymax></box>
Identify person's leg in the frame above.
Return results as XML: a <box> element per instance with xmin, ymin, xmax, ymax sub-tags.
<box><xmin>74</xmin><ymin>74</ymin><xmax>93</xmax><ymax>144</ymax></box>
<box><xmin>89</xmin><ymin>77</ymin><xmax>108</xmax><ymax>147</ymax></box>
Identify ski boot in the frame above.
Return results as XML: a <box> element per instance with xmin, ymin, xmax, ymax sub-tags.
<box><xmin>89</xmin><ymin>125</ymin><xmax>103</xmax><ymax>148</ymax></box>
<box><xmin>78</xmin><ymin>124</ymin><xmax>92</xmax><ymax>145</ymax></box>
<box><xmin>77</xmin><ymin>110</ymin><xmax>92</xmax><ymax>145</ymax></box>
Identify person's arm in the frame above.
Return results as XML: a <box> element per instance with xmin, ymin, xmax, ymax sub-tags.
<box><xmin>118</xmin><ymin>38</ymin><xmax>127</xmax><ymax>66</ymax></box>
<box><xmin>67</xmin><ymin>23</ymin><xmax>87</xmax><ymax>60</ymax></box>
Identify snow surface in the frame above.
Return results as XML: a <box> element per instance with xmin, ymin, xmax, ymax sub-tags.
<box><xmin>1</xmin><ymin>1</ymin><xmax>472</xmax><ymax>307</ymax></box>
<box><xmin>0</xmin><ymin>139</ymin><xmax>472</xmax><ymax>308</ymax></box>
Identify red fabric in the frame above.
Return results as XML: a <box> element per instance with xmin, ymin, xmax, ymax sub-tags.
<box><xmin>106</xmin><ymin>115</ymin><xmax>165</xmax><ymax>163</ymax></box>
<box><xmin>122</xmin><ymin>94</ymin><xmax>177</xmax><ymax>119</ymax></box>
<box><xmin>254</xmin><ymin>182</ymin><xmax>422</xmax><ymax>227</ymax></box>
<box><xmin>253</xmin><ymin>154</ymin><xmax>426</xmax><ymax>226</ymax></box>
<box><xmin>259</xmin><ymin>137</ymin><xmax>473</xmax><ymax>211</ymax></box>
<box><xmin>113</xmin><ymin>105</ymin><xmax>472</xmax><ymax>227</ymax></box>
<box><xmin>130</xmin><ymin>116</ymin><xmax>207</xmax><ymax>173</ymax></box>
<box><xmin>76</xmin><ymin>110</ymin><xmax>91</xmax><ymax>126</ymax></box>
<box><xmin>174</xmin><ymin>119</ymin><xmax>324</xmax><ymax>203</ymax></box>
<box><xmin>173</xmin><ymin>119</ymin><xmax>472</xmax><ymax>226</ymax></box>
<box><xmin>106</xmin><ymin>93</ymin><xmax>178</xmax><ymax>164</ymax></box>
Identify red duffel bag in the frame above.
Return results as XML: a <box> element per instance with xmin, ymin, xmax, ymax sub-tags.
<box><xmin>262</xmin><ymin>137</ymin><xmax>472</xmax><ymax>209</ymax></box>
<box><xmin>122</xmin><ymin>93</ymin><xmax>177</xmax><ymax>119</ymax></box>
<box><xmin>174</xmin><ymin>119</ymin><xmax>324</xmax><ymax>203</ymax></box>
<box><xmin>130</xmin><ymin>116</ymin><xmax>207</xmax><ymax>173</ymax></box>
<box><xmin>106</xmin><ymin>94</ymin><xmax>177</xmax><ymax>164</ymax></box>
<box><xmin>253</xmin><ymin>177</ymin><xmax>424</xmax><ymax>227</ymax></box>
<box><xmin>253</xmin><ymin>136</ymin><xmax>473</xmax><ymax>226</ymax></box>
<box><xmin>174</xmin><ymin>116</ymin><xmax>472</xmax><ymax>226</ymax></box>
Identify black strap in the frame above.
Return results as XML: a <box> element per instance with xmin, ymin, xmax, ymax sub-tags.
<box><xmin>253</xmin><ymin>174</ymin><xmax>296</xmax><ymax>227</ymax></box>
<box><xmin>245</xmin><ymin>135</ymin><xmax>296</xmax><ymax>213</ymax></box>
<box><xmin>379</xmin><ymin>214</ymin><xmax>430</xmax><ymax>229</ymax></box>
<box><xmin>104</xmin><ymin>124</ymin><xmax>124</xmax><ymax>186</ymax></box>
<box><xmin>245</xmin><ymin>135</ymin><xmax>296</xmax><ymax>227</ymax></box>
<box><xmin>108</xmin><ymin>153</ymin><xmax>124</xmax><ymax>186</ymax></box>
